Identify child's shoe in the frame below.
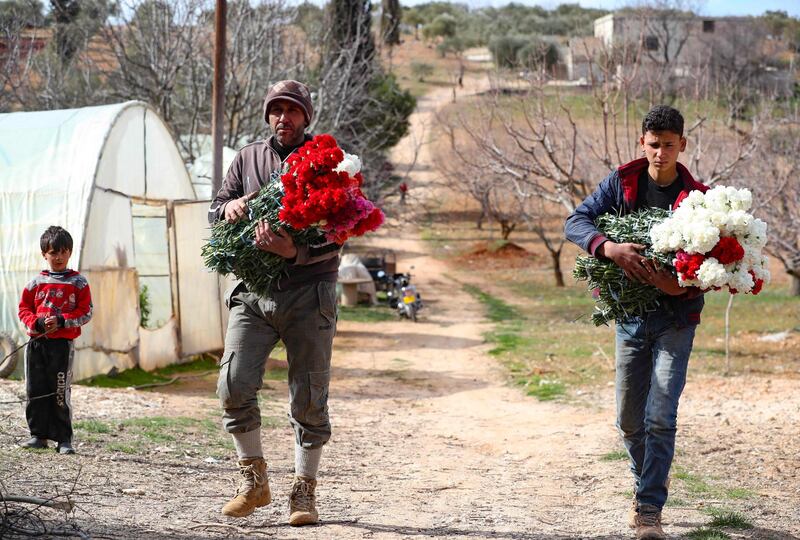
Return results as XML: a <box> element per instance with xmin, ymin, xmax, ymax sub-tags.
<box><xmin>56</xmin><ymin>442</ymin><xmax>75</xmax><ymax>454</ymax></box>
<box><xmin>20</xmin><ymin>437</ymin><xmax>48</xmax><ymax>449</ymax></box>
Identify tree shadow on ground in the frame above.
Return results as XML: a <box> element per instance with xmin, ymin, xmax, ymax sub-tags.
<box><xmin>334</xmin><ymin>330</ymin><xmax>483</xmax><ymax>352</ymax></box>
<box><xmin>331</xmin><ymin>365</ymin><xmax>487</xmax><ymax>401</ymax></box>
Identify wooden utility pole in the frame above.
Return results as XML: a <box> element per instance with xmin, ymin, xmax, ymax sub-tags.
<box><xmin>211</xmin><ymin>0</ymin><xmax>227</xmax><ymax>197</ymax></box>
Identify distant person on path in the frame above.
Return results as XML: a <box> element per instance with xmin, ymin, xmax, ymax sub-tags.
<box><xmin>564</xmin><ymin>105</ymin><xmax>708</xmax><ymax>540</ymax></box>
<box><xmin>208</xmin><ymin>80</ymin><xmax>341</xmax><ymax>525</ymax></box>
<box><xmin>18</xmin><ymin>226</ymin><xmax>93</xmax><ymax>455</ymax></box>
<box><xmin>399</xmin><ymin>182</ymin><xmax>408</xmax><ymax>205</ymax></box>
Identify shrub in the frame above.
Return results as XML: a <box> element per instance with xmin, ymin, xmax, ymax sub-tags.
<box><xmin>410</xmin><ymin>61</ymin><xmax>435</xmax><ymax>82</ymax></box>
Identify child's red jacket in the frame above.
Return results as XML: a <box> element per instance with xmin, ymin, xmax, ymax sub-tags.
<box><xmin>18</xmin><ymin>270</ymin><xmax>93</xmax><ymax>340</ymax></box>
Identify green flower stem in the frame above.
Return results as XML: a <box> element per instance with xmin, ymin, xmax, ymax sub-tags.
<box><xmin>201</xmin><ymin>181</ymin><xmax>324</xmax><ymax>296</ymax></box>
<box><xmin>573</xmin><ymin>208</ymin><xmax>675</xmax><ymax>326</ymax></box>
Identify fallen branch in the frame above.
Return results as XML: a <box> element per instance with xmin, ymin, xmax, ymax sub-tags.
<box><xmin>1</xmin><ymin>494</ymin><xmax>74</xmax><ymax>512</ymax></box>
<box><xmin>130</xmin><ymin>370</ymin><xmax>218</xmax><ymax>390</ymax></box>
<box><xmin>130</xmin><ymin>377</ymin><xmax>178</xmax><ymax>390</ymax></box>
<box><xmin>187</xmin><ymin>522</ymin><xmax>274</xmax><ymax>536</ymax></box>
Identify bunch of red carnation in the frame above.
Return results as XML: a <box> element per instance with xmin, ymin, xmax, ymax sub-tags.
<box><xmin>279</xmin><ymin>134</ymin><xmax>384</xmax><ymax>244</ymax></box>
<box><xmin>707</xmin><ymin>236</ymin><xmax>745</xmax><ymax>265</ymax></box>
<box><xmin>672</xmin><ymin>236</ymin><xmax>765</xmax><ymax>295</ymax></box>
<box><xmin>673</xmin><ymin>251</ymin><xmax>705</xmax><ymax>281</ymax></box>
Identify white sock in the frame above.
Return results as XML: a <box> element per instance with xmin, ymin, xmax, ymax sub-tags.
<box><xmin>294</xmin><ymin>444</ymin><xmax>322</xmax><ymax>479</ymax></box>
<box><xmin>231</xmin><ymin>429</ymin><xmax>262</xmax><ymax>459</ymax></box>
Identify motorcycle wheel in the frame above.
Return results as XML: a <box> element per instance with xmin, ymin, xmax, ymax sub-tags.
<box><xmin>410</xmin><ymin>305</ymin><xmax>418</xmax><ymax>323</ymax></box>
<box><xmin>0</xmin><ymin>335</ymin><xmax>19</xmax><ymax>378</ymax></box>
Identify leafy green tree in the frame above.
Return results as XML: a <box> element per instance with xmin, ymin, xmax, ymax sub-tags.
<box><xmin>48</xmin><ymin>0</ymin><xmax>110</xmax><ymax>64</ymax></box>
<box><xmin>761</xmin><ymin>10</ymin><xmax>800</xmax><ymax>51</ymax></box>
<box><xmin>362</xmin><ymin>73</ymin><xmax>415</xmax><ymax>150</ymax></box>
<box><xmin>402</xmin><ymin>7</ymin><xmax>424</xmax><ymax>40</ymax></box>
<box><xmin>324</xmin><ymin>0</ymin><xmax>376</xmax><ymax>62</ymax></box>
<box><xmin>411</xmin><ymin>1</ymin><xmax>465</xmax><ymax>22</ymax></box>
<box><xmin>516</xmin><ymin>39</ymin><xmax>559</xmax><ymax>71</ymax></box>
<box><xmin>0</xmin><ymin>0</ymin><xmax>45</xmax><ymax>28</ymax></box>
<box><xmin>422</xmin><ymin>12</ymin><xmax>456</xmax><ymax>41</ymax></box>
<box><xmin>488</xmin><ymin>35</ymin><xmax>529</xmax><ymax>68</ymax></box>
<box><xmin>436</xmin><ymin>35</ymin><xmax>465</xmax><ymax>58</ymax></box>
<box><xmin>315</xmin><ymin>0</ymin><xmax>415</xmax><ymax>196</ymax></box>
<box><xmin>410</xmin><ymin>61</ymin><xmax>434</xmax><ymax>81</ymax></box>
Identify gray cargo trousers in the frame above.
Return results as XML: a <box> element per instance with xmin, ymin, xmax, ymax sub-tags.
<box><xmin>217</xmin><ymin>280</ymin><xmax>336</xmax><ymax>449</ymax></box>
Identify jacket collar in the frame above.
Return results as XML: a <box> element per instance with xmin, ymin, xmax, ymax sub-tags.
<box><xmin>618</xmin><ymin>157</ymin><xmax>708</xmax><ymax>209</ymax></box>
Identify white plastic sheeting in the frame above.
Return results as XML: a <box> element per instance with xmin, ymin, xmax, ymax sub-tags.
<box><xmin>72</xmin><ymin>269</ymin><xmax>140</xmax><ymax>381</ymax></box>
<box><xmin>81</xmin><ymin>190</ymin><xmax>134</xmax><ymax>268</ymax></box>
<box><xmin>138</xmin><ymin>318</ymin><xmax>179</xmax><ymax>372</ymax></box>
<box><xmin>173</xmin><ymin>201</ymin><xmax>225</xmax><ymax>356</ymax></box>
<box><xmin>0</xmin><ymin>101</ymin><xmax>213</xmax><ymax>379</ymax></box>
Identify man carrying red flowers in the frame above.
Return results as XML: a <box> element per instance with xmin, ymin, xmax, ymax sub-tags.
<box><xmin>208</xmin><ymin>80</ymin><xmax>341</xmax><ymax>526</ymax></box>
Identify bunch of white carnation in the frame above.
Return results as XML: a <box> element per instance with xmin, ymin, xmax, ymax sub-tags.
<box><xmin>649</xmin><ymin>186</ymin><xmax>770</xmax><ymax>293</ymax></box>
<box><xmin>333</xmin><ymin>152</ymin><xmax>362</xmax><ymax>176</ymax></box>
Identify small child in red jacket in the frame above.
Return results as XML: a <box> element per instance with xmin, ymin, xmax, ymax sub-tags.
<box><xmin>18</xmin><ymin>226</ymin><xmax>93</xmax><ymax>454</ymax></box>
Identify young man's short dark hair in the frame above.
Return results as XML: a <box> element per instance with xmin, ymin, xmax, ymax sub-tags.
<box><xmin>40</xmin><ymin>226</ymin><xmax>73</xmax><ymax>253</ymax></box>
<box><xmin>641</xmin><ymin>105</ymin><xmax>684</xmax><ymax>137</ymax></box>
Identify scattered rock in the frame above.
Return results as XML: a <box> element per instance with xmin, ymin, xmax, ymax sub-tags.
<box><xmin>758</xmin><ymin>330</ymin><xmax>792</xmax><ymax>342</ymax></box>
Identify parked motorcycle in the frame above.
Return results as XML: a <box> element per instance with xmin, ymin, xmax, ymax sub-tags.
<box><xmin>377</xmin><ymin>270</ymin><xmax>423</xmax><ymax>322</ymax></box>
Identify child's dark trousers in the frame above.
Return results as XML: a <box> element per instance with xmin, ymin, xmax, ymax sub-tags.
<box><xmin>25</xmin><ymin>338</ymin><xmax>74</xmax><ymax>443</ymax></box>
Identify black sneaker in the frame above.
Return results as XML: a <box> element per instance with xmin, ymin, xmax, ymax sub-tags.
<box><xmin>20</xmin><ymin>437</ymin><xmax>48</xmax><ymax>449</ymax></box>
<box><xmin>57</xmin><ymin>442</ymin><xmax>76</xmax><ymax>455</ymax></box>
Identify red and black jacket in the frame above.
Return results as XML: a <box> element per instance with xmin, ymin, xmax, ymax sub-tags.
<box><xmin>19</xmin><ymin>270</ymin><xmax>93</xmax><ymax>340</ymax></box>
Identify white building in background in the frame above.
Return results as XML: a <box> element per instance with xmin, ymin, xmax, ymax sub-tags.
<box><xmin>566</xmin><ymin>11</ymin><xmax>794</xmax><ymax>91</ymax></box>
<box><xmin>593</xmin><ymin>12</ymin><xmax>751</xmax><ymax>68</ymax></box>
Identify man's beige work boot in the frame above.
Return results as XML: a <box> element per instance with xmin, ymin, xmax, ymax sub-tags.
<box><xmin>221</xmin><ymin>457</ymin><xmax>271</xmax><ymax>517</ymax></box>
<box><xmin>634</xmin><ymin>504</ymin><xmax>666</xmax><ymax>540</ymax></box>
<box><xmin>288</xmin><ymin>476</ymin><xmax>318</xmax><ymax>526</ymax></box>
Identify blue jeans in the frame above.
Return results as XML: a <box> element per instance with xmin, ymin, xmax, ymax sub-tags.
<box><xmin>615</xmin><ymin>311</ymin><xmax>697</xmax><ymax>510</ymax></box>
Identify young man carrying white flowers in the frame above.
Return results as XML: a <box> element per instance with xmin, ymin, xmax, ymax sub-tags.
<box><xmin>565</xmin><ymin>105</ymin><xmax>707</xmax><ymax>540</ymax></box>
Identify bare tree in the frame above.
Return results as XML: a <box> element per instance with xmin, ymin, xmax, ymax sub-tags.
<box><xmin>167</xmin><ymin>0</ymin><xmax>299</xmax><ymax>161</ymax></box>
<box><xmin>637</xmin><ymin>6</ymin><xmax>692</xmax><ymax>104</ymax></box>
<box><xmin>102</xmin><ymin>0</ymin><xmax>203</xmax><ymax>142</ymax></box>
<box><xmin>583</xmin><ymin>34</ymin><xmax>645</xmax><ymax>167</ymax></box>
<box><xmin>749</xmin><ymin>119</ymin><xmax>800</xmax><ymax>295</ymax></box>
<box><xmin>0</xmin><ymin>2</ymin><xmax>111</xmax><ymax>111</ymax></box>
<box><xmin>221</xmin><ymin>1</ymin><xmax>298</xmax><ymax>148</ymax></box>
<box><xmin>437</xmin><ymin>74</ymin><xmax>600</xmax><ymax>286</ymax></box>
<box><xmin>435</xmin><ymin>126</ymin><xmax>524</xmax><ymax>240</ymax></box>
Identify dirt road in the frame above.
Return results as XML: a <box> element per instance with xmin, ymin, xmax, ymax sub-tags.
<box><xmin>1</xmin><ymin>77</ymin><xmax>798</xmax><ymax>540</ymax></box>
